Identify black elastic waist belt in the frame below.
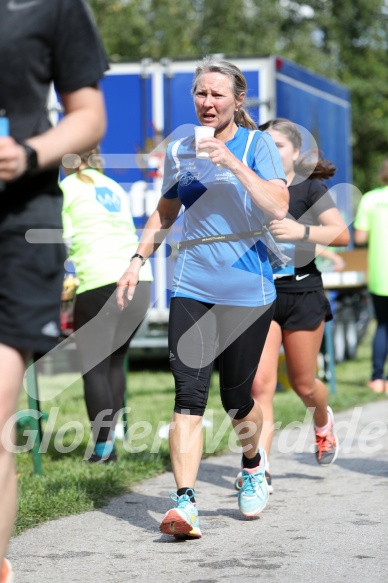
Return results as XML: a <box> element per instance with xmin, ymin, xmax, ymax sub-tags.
<box><xmin>176</xmin><ymin>230</ymin><xmax>264</xmax><ymax>250</ymax></box>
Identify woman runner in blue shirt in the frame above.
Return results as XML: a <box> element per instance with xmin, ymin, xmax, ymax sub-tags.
<box><xmin>117</xmin><ymin>56</ymin><xmax>288</xmax><ymax>537</ymax></box>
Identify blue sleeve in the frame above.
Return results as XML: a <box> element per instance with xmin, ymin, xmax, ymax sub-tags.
<box><xmin>253</xmin><ymin>132</ymin><xmax>287</xmax><ymax>182</ymax></box>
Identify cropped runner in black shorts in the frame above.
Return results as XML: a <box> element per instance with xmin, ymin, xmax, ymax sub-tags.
<box><xmin>0</xmin><ymin>0</ymin><xmax>108</xmax><ymax>574</ymax></box>
<box><xmin>250</xmin><ymin>119</ymin><xmax>350</xmax><ymax>490</ymax></box>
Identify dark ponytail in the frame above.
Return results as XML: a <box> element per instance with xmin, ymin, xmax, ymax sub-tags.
<box><xmin>259</xmin><ymin>118</ymin><xmax>336</xmax><ymax>180</ymax></box>
<box><xmin>295</xmin><ymin>151</ymin><xmax>336</xmax><ymax>180</ymax></box>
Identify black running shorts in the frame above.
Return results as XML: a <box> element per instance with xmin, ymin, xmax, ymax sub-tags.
<box><xmin>0</xmin><ymin>229</ymin><xmax>66</xmax><ymax>353</ymax></box>
<box><xmin>273</xmin><ymin>289</ymin><xmax>333</xmax><ymax>330</ymax></box>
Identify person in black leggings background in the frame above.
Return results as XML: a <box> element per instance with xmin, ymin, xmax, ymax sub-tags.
<box><xmin>61</xmin><ymin>149</ymin><xmax>153</xmax><ymax>463</ymax></box>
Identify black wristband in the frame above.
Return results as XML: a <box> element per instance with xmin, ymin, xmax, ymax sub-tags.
<box><xmin>130</xmin><ymin>253</ymin><xmax>146</xmax><ymax>266</ymax></box>
<box><xmin>302</xmin><ymin>225</ymin><xmax>310</xmax><ymax>241</ymax></box>
<box><xmin>19</xmin><ymin>142</ymin><xmax>38</xmax><ymax>175</ymax></box>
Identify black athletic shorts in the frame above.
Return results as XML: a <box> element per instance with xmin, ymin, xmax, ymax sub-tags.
<box><xmin>0</xmin><ymin>229</ymin><xmax>66</xmax><ymax>353</ymax></box>
<box><xmin>274</xmin><ymin>289</ymin><xmax>333</xmax><ymax>330</ymax></box>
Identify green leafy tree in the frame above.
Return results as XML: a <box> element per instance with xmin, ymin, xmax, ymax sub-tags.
<box><xmin>89</xmin><ymin>0</ymin><xmax>201</xmax><ymax>60</ymax></box>
<box><xmin>275</xmin><ymin>0</ymin><xmax>388</xmax><ymax>192</ymax></box>
<box><xmin>89</xmin><ymin>0</ymin><xmax>388</xmax><ymax>193</ymax></box>
<box><xmin>89</xmin><ymin>0</ymin><xmax>150</xmax><ymax>60</ymax></box>
<box><xmin>89</xmin><ymin>0</ymin><xmax>285</xmax><ymax>60</ymax></box>
<box><xmin>329</xmin><ymin>0</ymin><xmax>388</xmax><ymax>192</ymax></box>
<box><xmin>196</xmin><ymin>0</ymin><xmax>283</xmax><ymax>57</ymax></box>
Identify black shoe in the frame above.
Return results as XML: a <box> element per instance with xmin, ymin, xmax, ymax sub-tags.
<box><xmin>87</xmin><ymin>448</ymin><xmax>117</xmax><ymax>464</ymax></box>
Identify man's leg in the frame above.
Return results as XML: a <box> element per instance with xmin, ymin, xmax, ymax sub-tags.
<box><xmin>0</xmin><ymin>344</ymin><xmax>29</xmax><ymax>564</ymax></box>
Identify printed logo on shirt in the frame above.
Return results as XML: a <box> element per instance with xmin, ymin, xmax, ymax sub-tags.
<box><xmin>214</xmin><ymin>170</ymin><xmax>236</xmax><ymax>183</ymax></box>
<box><xmin>7</xmin><ymin>0</ymin><xmax>41</xmax><ymax>10</ymax></box>
<box><xmin>169</xmin><ymin>351</ymin><xmax>176</xmax><ymax>361</ymax></box>
<box><xmin>95</xmin><ymin>187</ymin><xmax>121</xmax><ymax>212</ymax></box>
<box><xmin>179</xmin><ymin>172</ymin><xmax>198</xmax><ymax>187</ymax></box>
<box><xmin>295</xmin><ymin>274</ymin><xmax>310</xmax><ymax>281</ymax></box>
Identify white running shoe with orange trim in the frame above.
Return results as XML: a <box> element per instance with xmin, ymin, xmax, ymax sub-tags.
<box><xmin>315</xmin><ymin>406</ymin><xmax>339</xmax><ymax>466</ymax></box>
<box><xmin>1</xmin><ymin>559</ymin><xmax>15</xmax><ymax>583</ymax></box>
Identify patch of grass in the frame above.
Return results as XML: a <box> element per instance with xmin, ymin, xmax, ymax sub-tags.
<box><xmin>15</xmin><ymin>452</ymin><xmax>169</xmax><ymax>534</ymax></box>
<box><xmin>14</xmin><ymin>321</ymin><xmax>384</xmax><ymax>535</ymax></box>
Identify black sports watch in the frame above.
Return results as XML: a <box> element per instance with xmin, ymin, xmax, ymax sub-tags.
<box><xmin>21</xmin><ymin>143</ymin><xmax>38</xmax><ymax>175</ymax></box>
<box><xmin>302</xmin><ymin>225</ymin><xmax>310</xmax><ymax>241</ymax></box>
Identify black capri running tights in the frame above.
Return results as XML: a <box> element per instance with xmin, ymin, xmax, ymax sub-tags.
<box><xmin>168</xmin><ymin>297</ymin><xmax>275</xmax><ymax>419</ymax></box>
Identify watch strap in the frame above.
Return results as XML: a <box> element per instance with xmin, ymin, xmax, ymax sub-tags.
<box><xmin>302</xmin><ymin>225</ymin><xmax>310</xmax><ymax>241</ymax></box>
<box><xmin>20</xmin><ymin>142</ymin><xmax>38</xmax><ymax>174</ymax></box>
<box><xmin>130</xmin><ymin>253</ymin><xmax>146</xmax><ymax>266</ymax></box>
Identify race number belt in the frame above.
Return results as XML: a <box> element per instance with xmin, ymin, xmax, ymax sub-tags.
<box><xmin>176</xmin><ymin>230</ymin><xmax>264</xmax><ymax>250</ymax></box>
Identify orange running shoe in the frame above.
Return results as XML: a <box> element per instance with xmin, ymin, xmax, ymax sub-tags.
<box><xmin>315</xmin><ymin>406</ymin><xmax>339</xmax><ymax>466</ymax></box>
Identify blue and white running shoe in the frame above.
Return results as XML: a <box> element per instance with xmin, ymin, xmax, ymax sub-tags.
<box><xmin>237</xmin><ymin>448</ymin><xmax>269</xmax><ymax>518</ymax></box>
<box><xmin>159</xmin><ymin>488</ymin><xmax>202</xmax><ymax>538</ymax></box>
<box><xmin>235</xmin><ymin>468</ymin><xmax>273</xmax><ymax>494</ymax></box>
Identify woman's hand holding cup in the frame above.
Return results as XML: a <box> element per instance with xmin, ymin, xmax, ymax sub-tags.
<box><xmin>194</xmin><ymin>125</ymin><xmax>215</xmax><ymax>158</ymax></box>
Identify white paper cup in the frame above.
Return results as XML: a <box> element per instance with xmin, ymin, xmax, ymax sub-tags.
<box><xmin>194</xmin><ymin>125</ymin><xmax>215</xmax><ymax>158</ymax></box>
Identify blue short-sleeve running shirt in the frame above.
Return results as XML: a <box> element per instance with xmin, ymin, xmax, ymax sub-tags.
<box><xmin>162</xmin><ymin>126</ymin><xmax>286</xmax><ymax>307</ymax></box>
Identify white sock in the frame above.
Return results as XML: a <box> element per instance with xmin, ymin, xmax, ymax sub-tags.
<box><xmin>314</xmin><ymin>417</ymin><xmax>332</xmax><ymax>435</ymax></box>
